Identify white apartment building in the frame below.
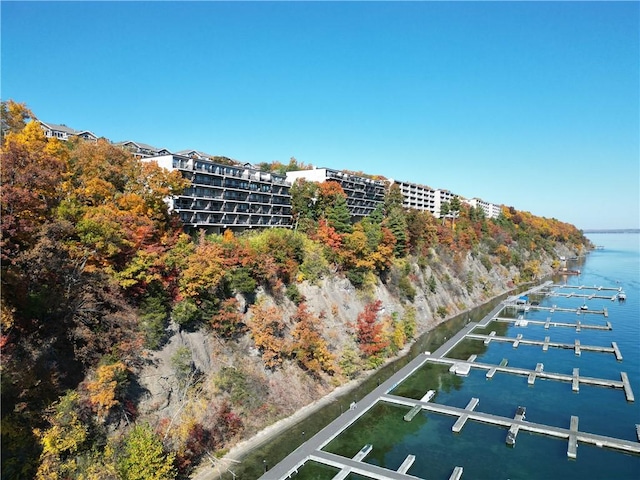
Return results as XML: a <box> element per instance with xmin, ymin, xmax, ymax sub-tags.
<box><xmin>389</xmin><ymin>179</ymin><xmax>458</xmax><ymax>218</ymax></box>
<box><xmin>286</xmin><ymin>167</ymin><xmax>386</xmax><ymax>220</ymax></box>
<box><xmin>389</xmin><ymin>179</ymin><xmax>438</xmax><ymax>214</ymax></box>
<box><xmin>148</xmin><ymin>154</ymin><xmax>292</xmax><ymax>233</ymax></box>
<box><xmin>465</xmin><ymin>197</ymin><xmax>502</xmax><ymax>219</ymax></box>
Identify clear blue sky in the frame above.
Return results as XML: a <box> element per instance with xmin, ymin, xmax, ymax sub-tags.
<box><xmin>2</xmin><ymin>1</ymin><xmax>638</xmax><ymax>230</ymax></box>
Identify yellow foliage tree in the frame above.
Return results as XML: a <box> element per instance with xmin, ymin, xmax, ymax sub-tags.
<box><xmin>34</xmin><ymin>391</ymin><xmax>88</xmax><ymax>480</ymax></box>
<box><xmin>85</xmin><ymin>362</ymin><xmax>129</xmax><ymax>421</ymax></box>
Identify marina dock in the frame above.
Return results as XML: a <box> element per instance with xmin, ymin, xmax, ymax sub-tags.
<box><xmin>383</xmin><ymin>394</ymin><xmax>640</xmax><ymax>458</ymax></box>
<box><xmin>424</xmin><ymin>357</ymin><xmax>634</xmax><ymax>400</ymax></box>
<box><xmin>494</xmin><ymin>316</ymin><xmax>612</xmax><ymax>331</ymax></box>
<box><xmin>465</xmin><ymin>333</ymin><xmax>622</xmax><ymax>358</ymax></box>
<box><xmin>452</xmin><ymin>397</ymin><xmax>479</xmax><ymax>433</ymax></box>
<box><xmin>262</xmin><ymin>281</ymin><xmax>636</xmax><ymax>480</ymax></box>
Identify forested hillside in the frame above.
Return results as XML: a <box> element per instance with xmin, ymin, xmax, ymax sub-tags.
<box><xmin>1</xmin><ymin>100</ymin><xmax>591</xmax><ymax>480</ymax></box>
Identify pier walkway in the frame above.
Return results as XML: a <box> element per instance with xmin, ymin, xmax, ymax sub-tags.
<box><xmin>382</xmin><ymin>394</ymin><xmax>640</xmax><ymax>457</ymax></box>
<box><xmin>467</xmin><ymin>332</ymin><xmax>622</xmax><ymax>359</ymax></box>
<box><xmin>425</xmin><ymin>357</ymin><xmax>634</xmax><ymax>401</ymax></box>
<box><xmin>493</xmin><ymin>316</ymin><xmax>612</xmax><ymax>331</ymax></box>
<box><xmin>549</xmin><ymin>284</ymin><xmax>623</xmax><ymax>292</ymax></box>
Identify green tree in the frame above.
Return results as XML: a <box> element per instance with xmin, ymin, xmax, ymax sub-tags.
<box><xmin>449</xmin><ymin>196</ymin><xmax>461</xmax><ymax>229</ymax></box>
<box><xmin>439</xmin><ymin>201</ymin><xmax>450</xmax><ymax>225</ymax></box>
<box><xmin>325</xmin><ymin>193</ymin><xmax>352</xmax><ymax>234</ymax></box>
<box><xmin>139</xmin><ymin>288</ymin><xmax>169</xmax><ymax>349</ymax></box>
<box><xmin>171</xmin><ymin>298</ymin><xmax>201</xmax><ymax>328</ymax></box>
<box><xmin>289</xmin><ymin>178</ymin><xmax>320</xmax><ymax>231</ymax></box>
<box><xmin>384</xmin><ymin>207</ymin><xmax>408</xmax><ymax>257</ymax></box>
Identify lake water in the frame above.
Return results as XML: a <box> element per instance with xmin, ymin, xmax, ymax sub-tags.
<box><xmin>312</xmin><ymin>233</ymin><xmax>640</xmax><ymax>479</ymax></box>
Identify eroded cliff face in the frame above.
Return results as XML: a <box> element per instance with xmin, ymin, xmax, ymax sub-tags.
<box><xmin>136</xmin><ymin>242</ymin><xmax>582</xmax><ymax>457</ymax></box>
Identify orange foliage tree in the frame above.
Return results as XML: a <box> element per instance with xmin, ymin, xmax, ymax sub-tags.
<box><xmin>290</xmin><ymin>303</ymin><xmax>335</xmax><ymax>377</ymax></box>
<box><xmin>247</xmin><ymin>301</ymin><xmax>290</xmax><ymax>370</ymax></box>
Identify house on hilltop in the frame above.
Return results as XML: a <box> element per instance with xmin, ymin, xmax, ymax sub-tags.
<box><xmin>39</xmin><ymin>121</ymin><xmax>98</xmax><ymax>142</ymax></box>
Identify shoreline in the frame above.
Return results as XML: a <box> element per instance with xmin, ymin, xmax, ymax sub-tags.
<box><xmin>190</xmin><ymin>284</ymin><xmax>524</xmax><ymax>480</ymax></box>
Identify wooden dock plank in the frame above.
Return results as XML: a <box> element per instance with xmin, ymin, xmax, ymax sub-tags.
<box><xmin>572</xmin><ymin>368</ymin><xmax>580</xmax><ymax>392</ymax></box>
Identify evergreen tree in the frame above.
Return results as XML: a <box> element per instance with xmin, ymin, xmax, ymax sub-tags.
<box><xmin>369</xmin><ymin>203</ymin><xmax>385</xmax><ymax>224</ymax></box>
<box><xmin>326</xmin><ymin>194</ymin><xmax>352</xmax><ymax>234</ymax></box>
<box><xmin>385</xmin><ymin>207</ymin><xmax>408</xmax><ymax>257</ymax></box>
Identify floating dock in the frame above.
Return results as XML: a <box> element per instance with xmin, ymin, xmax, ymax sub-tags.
<box><xmin>621</xmin><ymin>372</ymin><xmax>635</xmax><ymax>402</ymax></box>
<box><xmin>452</xmin><ymin>397</ymin><xmax>479</xmax><ymax>433</ymax></box>
<box><xmin>495</xmin><ymin>316</ymin><xmax>612</xmax><ymax>331</ymax></box>
<box><xmin>466</xmin><ymin>333</ymin><xmax>621</xmax><ymax>359</ymax></box>
<box><xmin>528</xmin><ymin>363</ymin><xmax>544</xmax><ymax>385</ymax></box>
<box><xmin>403</xmin><ymin>405</ymin><xmax>422</xmax><ymax>422</ymax></box>
<box><xmin>397</xmin><ymin>455</ymin><xmax>415</xmax><ymax>474</ymax></box>
<box><xmin>572</xmin><ymin>368</ymin><xmax>580</xmax><ymax>392</ymax></box>
<box><xmin>550</xmin><ymin>284</ymin><xmax>623</xmax><ymax>292</ymax></box>
<box><xmin>425</xmin><ymin>357</ymin><xmax>634</xmax><ymax>400</ymax></box>
<box><xmin>507</xmin><ymin>304</ymin><xmax>609</xmax><ymax>316</ymax></box>
<box><xmin>506</xmin><ymin>406</ymin><xmax>526</xmax><ymax>446</ymax></box>
<box><xmin>449</xmin><ymin>466</ymin><xmax>464</xmax><ymax>480</ymax></box>
<box><xmin>568</xmin><ymin>416</ymin><xmax>579</xmax><ymax>459</ymax></box>
<box><xmin>383</xmin><ymin>394</ymin><xmax>640</xmax><ymax>458</ymax></box>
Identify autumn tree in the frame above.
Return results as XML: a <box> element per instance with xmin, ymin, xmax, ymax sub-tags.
<box><xmin>178</xmin><ymin>232</ymin><xmax>226</xmax><ymax>299</ymax></box>
<box><xmin>33</xmin><ymin>391</ymin><xmax>89</xmax><ymax>480</ymax></box>
<box><xmin>356</xmin><ymin>300</ymin><xmax>389</xmax><ymax>365</ymax></box>
<box><xmin>290</xmin><ymin>303</ymin><xmax>335</xmax><ymax>376</ymax></box>
<box><xmin>117</xmin><ymin>423</ymin><xmax>176</xmax><ymax>480</ymax></box>
<box><xmin>210</xmin><ymin>297</ymin><xmax>247</xmax><ymax>339</ymax></box>
<box><xmin>84</xmin><ymin>361</ymin><xmax>130</xmax><ymax>421</ymax></box>
<box><xmin>1</xmin><ymin>117</ymin><xmax>65</xmax><ymax>262</ymax></box>
<box><xmin>247</xmin><ymin>301</ymin><xmax>290</xmax><ymax>370</ymax></box>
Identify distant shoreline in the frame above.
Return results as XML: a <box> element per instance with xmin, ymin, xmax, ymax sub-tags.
<box><xmin>583</xmin><ymin>229</ymin><xmax>640</xmax><ymax>234</ymax></box>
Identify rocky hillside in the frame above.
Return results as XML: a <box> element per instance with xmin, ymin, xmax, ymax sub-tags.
<box><xmin>137</xmin><ymin>241</ymin><xmax>582</xmax><ymax>477</ymax></box>
<box><xmin>1</xmin><ymin>100</ymin><xmax>590</xmax><ymax>480</ymax></box>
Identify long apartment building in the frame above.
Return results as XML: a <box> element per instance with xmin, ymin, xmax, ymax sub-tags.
<box><xmin>465</xmin><ymin>197</ymin><xmax>502</xmax><ymax>219</ymax></box>
<box><xmin>388</xmin><ymin>179</ymin><xmax>462</xmax><ymax>219</ymax></box>
<box><xmin>148</xmin><ymin>153</ymin><xmax>292</xmax><ymax>233</ymax></box>
<box><xmin>286</xmin><ymin>167</ymin><xmax>387</xmax><ymax>221</ymax></box>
